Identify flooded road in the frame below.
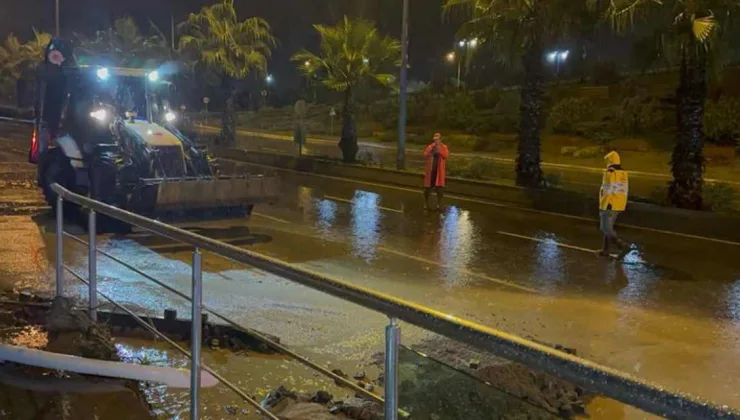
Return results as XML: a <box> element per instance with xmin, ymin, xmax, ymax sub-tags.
<box><xmin>1</xmin><ymin>122</ymin><xmax>739</xmax><ymax>416</ymax></box>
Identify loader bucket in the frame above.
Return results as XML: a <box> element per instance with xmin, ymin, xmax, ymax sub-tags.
<box><xmin>136</xmin><ymin>175</ymin><xmax>279</xmax><ymax>219</ymax></box>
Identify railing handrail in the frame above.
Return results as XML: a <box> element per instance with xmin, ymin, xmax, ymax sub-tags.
<box><xmin>51</xmin><ymin>183</ymin><xmax>739</xmax><ymax>420</ymax></box>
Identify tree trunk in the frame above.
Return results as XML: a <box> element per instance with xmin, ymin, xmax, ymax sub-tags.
<box><xmin>516</xmin><ymin>47</ymin><xmax>545</xmax><ymax>188</ymax></box>
<box><xmin>669</xmin><ymin>43</ymin><xmax>707</xmax><ymax>209</ymax></box>
<box><xmin>220</xmin><ymin>77</ymin><xmax>237</xmax><ymax>147</ymax></box>
<box><xmin>338</xmin><ymin>87</ymin><xmax>358</xmax><ymax>163</ymax></box>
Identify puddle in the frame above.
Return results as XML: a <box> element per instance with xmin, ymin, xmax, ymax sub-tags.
<box><xmin>115</xmin><ymin>337</ymin><xmax>365</xmax><ymax>419</ymax></box>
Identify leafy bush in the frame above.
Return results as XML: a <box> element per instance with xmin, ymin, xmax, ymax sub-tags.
<box><xmin>493</xmin><ymin>92</ymin><xmax>520</xmax><ymax>117</ymax></box>
<box><xmin>547</xmin><ymin>98</ymin><xmax>596</xmax><ymax>134</ymax></box>
<box><xmin>703</xmin><ymin>97</ymin><xmax>740</xmax><ymax>146</ymax></box>
<box><xmin>615</xmin><ymin>95</ymin><xmax>664</xmax><ymax>135</ymax></box>
<box><xmin>704</xmin><ymin>183</ymin><xmax>735</xmax><ymax>212</ymax></box>
<box><xmin>574</xmin><ymin>121</ymin><xmax>616</xmax><ymax>143</ymax></box>
<box><xmin>438</xmin><ymin>93</ymin><xmax>476</xmax><ymax>129</ymax></box>
<box><xmin>472</xmin><ymin>137</ymin><xmax>501</xmax><ymax>152</ymax></box>
<box><xmin>447</xmin><ymin>158</ymin><xmax>491</xmax><ymax>180</ymax></box>
<box><xmin>444</xmin><ymin>134</ymin><xmax>479</xmax><ymax>149</ymax></box>
<box><xmin>473</xmin><ymin>87</ymin><xmax>502</xmax><ymax>109</ymax></box>
<box><xmin>591</xmin><ymin>61</ymin><xmax>621</xmax><ymax>85</ymax></box>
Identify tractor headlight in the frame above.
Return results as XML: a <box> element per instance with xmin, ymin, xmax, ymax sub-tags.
<box><xmin>89</xmin><ymin>108</ymin><xmax>108</xmax><ymax>123</ymax></box>
<box><xmin>164</xmin><ymin>111</ymin><xmax>176</xmax><ymax>122</ymax></box>
<box><xmin>148</xmin><ymin>70</ymin><xmax>159</xmax><ymax>82</ymax></box>
<box><xmin>96</xmin><ymin>67</ymin><xmax>110</xmax><ymax>81</ymax></box>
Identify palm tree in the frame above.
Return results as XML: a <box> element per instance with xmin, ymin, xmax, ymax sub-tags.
<box><xmin>292</xmin><ymin>17</ymin><xmax>400</xmax><ymax>162</ymax></box>
<box><xmin>0</xmin><ymin>30</ymin><xmax>52</xmax><ymax>102</ymax></box>
<box><xmin>445</xmin><ymin>0</ymin><xmax>596</xmax><ymax>188</ymax></box>
<box><xmin>605</xmin><ymin>0</ymin><xmax>740</xmax><ymax>210</ymax></box>
<box><xmin>76</xmin><ymin>17</ymin><xmax>169</xmax><ymax>67</ymax></box>
<box><xmin>0</xmin><ymin>29</ymin><xmax>52</xmax><ymax>80</ymax></box>
<box><xmin>178</xmin><ymin>0</ymin><xmax>275</xmax><ymax>147</ymax></box>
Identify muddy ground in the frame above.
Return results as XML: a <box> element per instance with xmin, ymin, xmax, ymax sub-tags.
<box><xmin>0</xmin><ymin>293</ymin><xmax>153</xmax><ymax>419</ymax></box>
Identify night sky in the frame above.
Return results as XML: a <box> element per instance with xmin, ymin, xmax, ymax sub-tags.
<box><xmin>1</xmin><ymin>0</ymin><xmax>461</xmax><ymax>92</ymax></box>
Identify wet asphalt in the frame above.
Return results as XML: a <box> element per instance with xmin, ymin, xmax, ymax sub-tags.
<box><xmin>1</xmin><ymin>122</ymin><xmax>739</xmax><ymax>415</ymax></box>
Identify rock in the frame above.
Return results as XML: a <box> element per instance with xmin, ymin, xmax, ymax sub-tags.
<box><xmin>276</xmin><ymin>402</ymin><xmax>336</xmax><ymax>420</ymax></box>
<box><xmin>468</xmin><ymin>359</ymin><xmax>480</xmax><ymax>369</ymax></box>
<box><xmin>312</xmin><ymin>390</ymin><xmax>333</xmax><ymax>404</ymax></box>
<box><xmin>46</xmin><ymin>297</ymin><xmax>91</xmax><ymax>333</ymax></box>
<box><xmin>209</xmin><ymin>338</ymin><xmax>220</xmax><ymax>348</ymax></box>
<box><xmin>560</xmin><ymin>146</ymin><xmax>578</xmax><ymax>156</ymax></box>
<box><xmin>364</xmin><ymin>383</ymin><xmax>375</xmax><ymax>392</ymax></box>
<box><xmin>334</xmin><ymin>397</ymin><xmax>383</xmax><ymax>420</ymax></box>
<box><xmin>573</xmin><ymin>146</ymin><xmax>603</xmax><ymax>159</ymax></box>
<box><xmin>331</xmin><ymin>368</ymin><xmax>348</xmax><ymax>386</ymax></box>
<box><xmin>224</xmin><ymin>405</ymin><xmax>238</xmax><ymax>415</ymax></box>
<box><xmin>353</xmin><ymin>371</ymin><xmax>366</xmax><ymax>380</ymax></box>
<box><xmin>375</xmin><ymin>373</ymin><xmax>384</xmax><ymax>385</ymax></box>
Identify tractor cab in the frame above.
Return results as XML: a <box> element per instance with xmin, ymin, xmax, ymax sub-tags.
<box><xmin>20</xmin><ymin>38</ymin><xmax>278</xmax><ymax>225</ymax></box>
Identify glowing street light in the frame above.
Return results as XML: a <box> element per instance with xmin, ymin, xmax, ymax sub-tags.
<box><xmin>452</xmin><ymin>38</ymin><xmax>479</xmax><ymax>89</ymax></box>
<box><xmin>265</xmin><ymin>74</ymin><xmax>274</xmax><ymax>84</ymax></box>
<box><xmin>547</xmin><ymin>49</ymin><xmax>570</xmax><ymax>80</ymax></box>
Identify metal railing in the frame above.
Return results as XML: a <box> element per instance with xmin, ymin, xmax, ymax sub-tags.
<box><xmin>50</xmin><ymin>183</ymin><xmax>739</xmax><ymax>420</ymax></box>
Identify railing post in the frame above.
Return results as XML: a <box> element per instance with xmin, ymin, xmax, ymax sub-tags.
<box><xmin>88</xmin><ymin>210</ymin><xmax>97</xmax><ymax>321</ymax></box>
<box><xmin>55</xmin><ymin>195</ymin><xmax>63</xmax><ymax>297</ymax></box>
<box><xmin>190</xmin><ymin>248</ymin><xmax>203</xmax><ymax>419</ymax></box>
<box><xmin>384</xmin><ymin>317</ymin><xmax>400</xmax><ymax>420</ymax></box>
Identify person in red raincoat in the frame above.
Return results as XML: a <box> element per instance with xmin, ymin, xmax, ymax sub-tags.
<box><xmin>424</xmin><ymin>133</ymin><xmax>450</xmax><ymax>210</ymax></box>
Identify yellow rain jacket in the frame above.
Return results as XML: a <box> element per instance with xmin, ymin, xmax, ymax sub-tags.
<box><xmin>599</xmin><ymin>151</ymin><xmax>629</xmax><ymax>211</ymax></box>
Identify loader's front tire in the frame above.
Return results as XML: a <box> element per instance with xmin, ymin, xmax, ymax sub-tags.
<box><xmin>89</xmin><ymin>153</ymin><xmax>132</xmax><ymax>234</ymax></box>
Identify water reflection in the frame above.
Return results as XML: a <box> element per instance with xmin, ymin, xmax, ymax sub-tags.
<box><xmin>616</xmin><ymin>252</ymin><xmax>661</xmax><ymax>306</ymax></box>
<box><xmin>315</xmin><ymin>199</ymin><xmax>337</xmax><ymax>238</ymax></box>
<box><xmin>438</xmin><ymin>207</ymin><xmax>475</xmax><ymax>288</ymax></box>
<box><xmin>531</xmin><ymin>233</ymin><xmax>564</xmax><ymax>292</ymax></box>
<box><xmin>727</xmin><ymin>280</ymin><xmax>740</xmax><ymax>321</ymax></box>
<box><xmin>296</xmin><ymin>186</ymin><xmax>314</xmax><ymax>220</ymax></box>
<box><xmin>350</xmin><ymin>191</ymin><xmax>382</xmax><ymax>262</ymax></box>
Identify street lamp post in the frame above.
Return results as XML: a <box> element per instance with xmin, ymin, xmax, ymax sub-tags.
<box><xmin>55</xmin><ymin>0</ymin><xmax>60</xmax><ymax>37</ymax></box>
<box><xmin>397</xmin><ymin>0</ymin><xmax>409</xmax><ymax>171</ymax></box>
<box><xmin>446</xmin><ymin>52</ymin><xmax>461</xmax><ymax>89</ymax></box>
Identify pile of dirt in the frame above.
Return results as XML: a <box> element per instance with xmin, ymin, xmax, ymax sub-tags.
<box><xmin>0</xmin><ymin>294</ymin><xmax>154</xmax><ymax>420</ymax></box>
<box><xmin>406</xmin><ymin>337</ymin><xmax>592</xmax><ymax>418</ymax></box>
<box><xmin>261</xmin><ymin>385</ymin><xmax>383</xmax><ymax>420</ymax></box>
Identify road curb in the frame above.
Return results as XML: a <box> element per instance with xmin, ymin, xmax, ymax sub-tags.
<box><xmin>218</xmin><ymin>148</ymin><xmax>740</xmax><ymax>243</ymax></box>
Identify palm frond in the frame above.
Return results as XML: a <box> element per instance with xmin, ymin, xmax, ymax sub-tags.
<box><xmin>692</xmin><ymin>15</ymin><xmax>717</xmax><ymax>42</ymax></box>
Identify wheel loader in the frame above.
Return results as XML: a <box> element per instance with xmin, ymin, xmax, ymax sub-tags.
<box><xmin>23</xmin><ymin>38</ymin><xmax>277</xmax><ymax>224</ymax></box>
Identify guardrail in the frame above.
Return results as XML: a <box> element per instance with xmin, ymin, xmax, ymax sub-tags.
<box><xmin>50</xmin><ymin>183</ymin><xmax>740</xmax><ymax>419</ymax></box>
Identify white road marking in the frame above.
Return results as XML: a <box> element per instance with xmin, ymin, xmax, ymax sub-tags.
<box><xmin>324</xmin><ymin>195</ymin><xmax>404</xmax><ymax>214</ymax></box>
<box><xmin>375</xmin><ymin>245</ymin><xmax>538</xmax><ymax>294</ymax></box>
<box><xmin>253</xmin><ymin>212</ymin><xmax>290</xmax><ymax>224</ymax></box>
<box><xmin>222</xmin><ymin>159</ymin><xmax>740</xmax><ymax>246</ymax></box>
<box><xmin>497</xmin><ymin>231</ymin><xmax>600</xmax><ymax>253</ymax></box>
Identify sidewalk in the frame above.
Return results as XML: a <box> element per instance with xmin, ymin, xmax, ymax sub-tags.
<box><xmin>199</xmin><ymin>125</ymin><xmax>740</xmax><ymax>186</ymax></box>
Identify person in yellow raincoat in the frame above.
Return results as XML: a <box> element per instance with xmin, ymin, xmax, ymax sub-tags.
<box><xmin>599</xmin><ymin>151</ymin><xmax>630</xmax><ymax>258</ymax></box>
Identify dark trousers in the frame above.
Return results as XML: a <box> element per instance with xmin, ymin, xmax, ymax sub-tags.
<box><xmin>424</xmin><ymin>187</ymin><xmax>444</xmax><ymax>208</ymax></box>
